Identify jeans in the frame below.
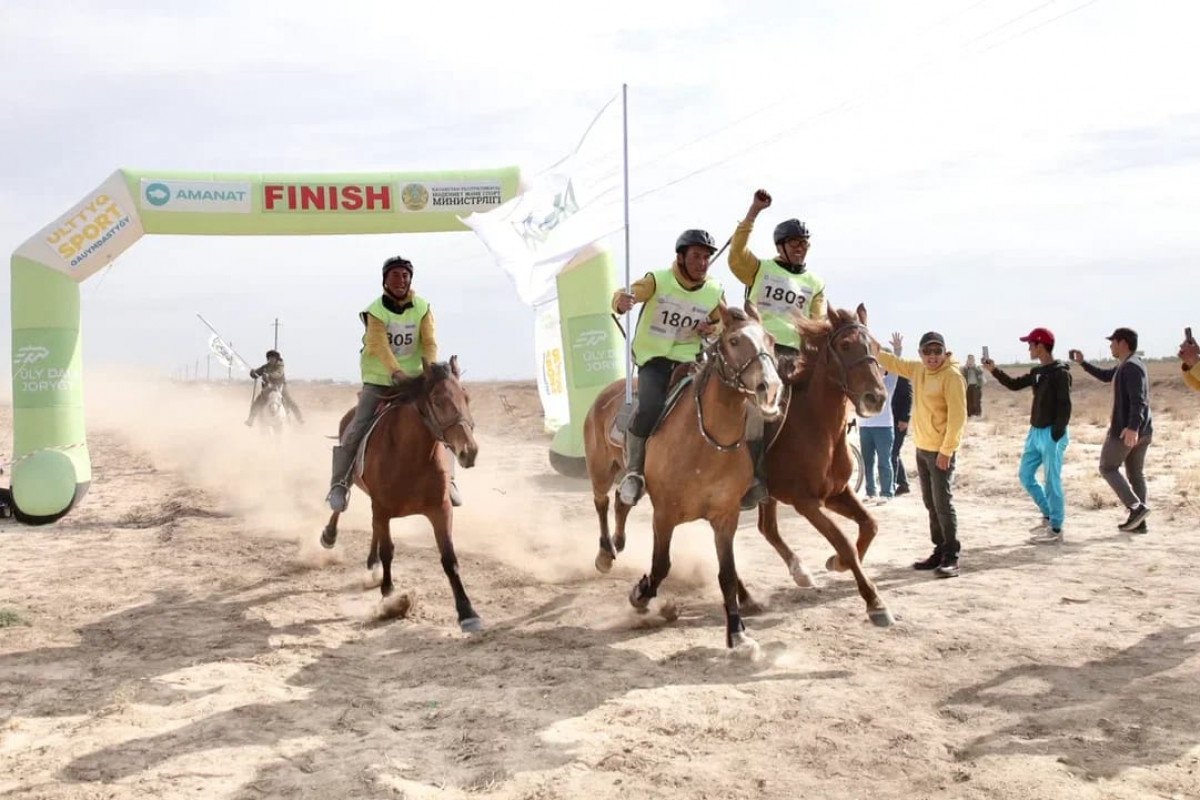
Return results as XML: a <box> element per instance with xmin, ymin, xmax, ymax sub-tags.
<box><xmin>859</xmin><ymin>426</ymin><xmax>896</xmax><ymax>497</ymax></box>
<box><xmin>1018</xmin><ymin>426</ymin><xmax>1069</xmax><ymax>529</ymax></box>
<box><xmin>916</xmin><ymin>448</ymin><xmax>959</xmax><ymax>558</ymax></box>
<box><xmin>1099</xmin><ymin>433</ymin><xmax>1152</xmax><ymax>509</ymax></box>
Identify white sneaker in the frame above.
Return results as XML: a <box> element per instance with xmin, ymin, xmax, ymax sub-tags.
<box><xmin>1028</xmin><ymin>518</ymin><xmax>1051</xmax><ymax>534</ymax></box>
<box><xmin>1028</xmin><ymin>529</ymin><xmax>1063</xmax><ymax>545</ymax></box>
<box><xmin>875</xmin><ymin>496</ymin><xmax>892</xmax><ymax>505</ymax></box>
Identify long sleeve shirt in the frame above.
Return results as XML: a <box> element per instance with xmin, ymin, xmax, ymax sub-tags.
<box><xmin>891</xmin><ymin>376</ymin><xmax>913</xmax><ymax>424</ymax></box>
<box><xmin>878</xmin><ymin>352</ymin><xmax>967</xmax><ymax>456</ymax></box>
<box><xmin>611</xmin><ymin>262</ymin><xmax>724</xmax><ymax>325</ymax></box>
<box><xmin>727</xmin><ymin>219</ymin><xmax>826</xmax><ymax>319</ymax></box>
<box><xmin>1080</xmin><ymin>356</ymin><xmax>1152</xmax><ymax>438</ymax></box>
<box><xmin>1184</xmin><ymin>363</ymin><xmax>1200</xmax><ymax>392</ymax></box>
<box><xmin>990</xmin><ymin>361</ymin><xmax>1073</xmax><ymax>440</ymax></box>
<box><xmin>363</xmin><ymin>295</ymin><xmax>438</xmax><ymax>373</ymax></box>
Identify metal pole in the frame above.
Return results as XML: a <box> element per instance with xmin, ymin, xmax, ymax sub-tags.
<box><xmin>622</xmin><ymin>82</ymin><xmax>633</xmax><ymax>405</ymax></box>
<box><xmin>273</xmin><ymin>318</ymin><xmax>280</xmax><ymax>350</ymax></box>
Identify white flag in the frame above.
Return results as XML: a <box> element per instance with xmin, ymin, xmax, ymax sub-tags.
<box><xmin>462</xmin><ymin>95</ymin><xmax>624</xmax><ymax>306</ymax></box>
<box><xmin>533</xmin><ymin>299</ymin><xmax>570</xmax><ymax>431</ymax></box>
<box><xmin>208</xmin><ymin>334</ymin><xmax>246</xmax><ymax>372</ymax></box>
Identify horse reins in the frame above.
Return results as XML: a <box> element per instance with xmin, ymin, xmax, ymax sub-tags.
<box><xmin>694</xmin><ymin>331</ymin><xmax>778</xmax><ymax>451</ymax></box>
<box><xmin>823</xmin><ymin>322</ymin><xmax>879</xmax><ymax>404</ymax></box>
<box><xmin>417</xmin><ymin>384</ymin><xmax>475</xmax><ymax>446</ymax></box>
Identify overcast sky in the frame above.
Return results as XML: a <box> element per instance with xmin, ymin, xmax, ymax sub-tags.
<box><xmin>3</xmin><ymin>0</ymin><xmax>1198</xmax><ymax>386</ymax></box>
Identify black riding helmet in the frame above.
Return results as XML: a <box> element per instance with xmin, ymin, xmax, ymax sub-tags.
<box><xmin>773</xmin><ymin>219</ymin><xmax>810</xmax><ymax>246</ymax></box>
<box><xmin>674</xmin><ymin>229</ymin><xmax>718</xmax><ymax>254</ymax></box>
<box><xmin>382</xmin><ymin>255</ymin><xmax>414</xmax><ymax>279</ymax></box>
<box><xmin>266</xmin><ymin>350</ymin><xmax>281</xmax><ymax>360</ymax></box>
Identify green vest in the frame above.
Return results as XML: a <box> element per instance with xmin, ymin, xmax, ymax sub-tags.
<box><xmin>746</xmin><ymin>259</ymin><xmax>824</xmax><ymax>349</ymax></box>
<box><xmin>359</xmin><ymin>294</ymin><xmax>429</xmax><ymax>384</ymax></box>
<box><xmin>632</xmin><ymin>268</ymin><xmax>724</xmax><ymax>366</ymax></box>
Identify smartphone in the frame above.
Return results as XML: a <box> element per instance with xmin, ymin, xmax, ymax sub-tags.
<box><xmin>982</xmin><ymin>346</ymin><xmax>990</xmax><ymax>361</ymax></box>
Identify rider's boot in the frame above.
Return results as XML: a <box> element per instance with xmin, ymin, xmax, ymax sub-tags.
<box><xmin>617</xmin><ymin>433</ymin><xmax>648</xmax><ymax>506</ymax></box>
<box><xmin>326</xmin><ymin>445</ymin><xmax>354</xmax><ymax>513</ymax></box>
<box><xmin>740</xmin><ymin>436</ymin><xmax>769</xmax><ymax>511</ymax></box>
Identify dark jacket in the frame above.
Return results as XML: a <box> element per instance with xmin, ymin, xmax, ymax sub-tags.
<box><xmin>1081</xmin><ymin>356</ymin><xmax>1152</xmax><ymax>438</ymax></box>
<box><xmin>891</xmin><ymin>376</ymin><xmax>913</xmax><ymax>425</ymax></box>
<box><xmin>990</xmin><ymin>360</ymin><xmax>1072</xmax><ymax>441</ymax></box>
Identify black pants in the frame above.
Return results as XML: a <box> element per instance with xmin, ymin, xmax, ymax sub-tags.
<box><xmin>916</xmin><ymin>448</ymin><xmax>959</xmax><ymax>558</ymax></box>
<box><xmin>892</xmin><ymin>423</ymin><xmax>909</xmax><ymax>489</ymax></box>
<box><xmin>629</xmin><ymin>357</ymin><xmax>677</xmax><ymax>438</ymax></box>
<box><xmin>966</xmin><ymin>385</ymin><xmax>983</xmax><ymax>417</ymax></box>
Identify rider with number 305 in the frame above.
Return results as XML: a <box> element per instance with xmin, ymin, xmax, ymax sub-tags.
<box><xmin>326</xmin><ymin>256</ymin><xmax>460</xmax><ymax>512</ymax></box>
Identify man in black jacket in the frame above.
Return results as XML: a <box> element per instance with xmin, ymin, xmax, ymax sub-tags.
<box><xmin>983</xmin><ymin>327</ymin><xmax>1072</xmax><ymax>543</ymax></box>
<box><xmin>1070</xmin><ymin>327</ymin><xmax>1152</xmax><ymax>533</ymax></box>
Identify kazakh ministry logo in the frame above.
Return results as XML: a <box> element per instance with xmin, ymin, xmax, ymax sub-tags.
<box><xmin>401</xmin><ymin>183</ymin><xmax>430</xmax><ymax>211</ymax></box>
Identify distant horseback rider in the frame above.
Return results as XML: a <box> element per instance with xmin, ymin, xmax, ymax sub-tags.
<box><xmin>245</xmin><ymin>350</ymin><xmax>304</xmax><ymax>426</ymax></box>
<box><xmin>727</xmin><ymin>188</ymin><xmax>827</xmax><ymax>508</ymax></box>
<box><xmin>614</xmin><ymin>228</ymin><xmax>726</xmax><ymax>507</ymax></box>
<box><xmin>326</xmin><ymin>255</ymin><xmax>460</xmax><ymax>512</ymax></box>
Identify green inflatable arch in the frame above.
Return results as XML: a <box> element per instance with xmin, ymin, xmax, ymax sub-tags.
<box><xmin>9</xmin><ymin>168</ymin><xmax>624</xmax><ymax>524</ymax></box>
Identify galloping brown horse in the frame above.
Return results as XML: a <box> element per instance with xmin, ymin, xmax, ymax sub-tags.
<box><xmin>756</xmin><ymin>304</ymin><xmax>895</xmax><ymax>627</ymax></box>
<box><xmin>584</xmin><ymin>305</ymin><xmax>783</xmax><ymax>651</ymax></box>
<box><xmin>320</xmin><ymin>357</ymin><xmax>482</xmax><ymax>632</ymax></box>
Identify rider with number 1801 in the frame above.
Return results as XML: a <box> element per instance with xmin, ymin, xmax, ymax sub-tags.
<box><xmin>614</xmin><ymin>229</ymin><xmax>726</xmax><ymax>506</ymax></box>
<box><xmin>326</xmin><ymin>256</ymin><xmax>456</xmax><ymax>512</ymax></box>
<box><xmin>727</xmin><ymin>189</ymin><xmax>826</xmax><ymax>508</ymax></box>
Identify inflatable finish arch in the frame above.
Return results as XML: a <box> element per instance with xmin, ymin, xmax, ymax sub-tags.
<box><xmin>9</xmin><ymin>168</ymin><xmax>623</xmax><ymax>524</ymax></box>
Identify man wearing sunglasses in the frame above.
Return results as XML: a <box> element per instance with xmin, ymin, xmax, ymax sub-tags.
<box><xmin>875</xmin><ymin>331</ymin><xmax>968</xmax><ymax>578</ymax></box>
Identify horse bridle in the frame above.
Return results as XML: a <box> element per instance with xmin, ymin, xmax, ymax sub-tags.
<box><xmin>696</xmin><ymin>326</ymin><xmax>778</xmax><ymax>451</ymax></box>
<box><xmin>823</xmin><ymin>321</ymin><xmax>879</xmax><ymax>403</ymax></box>
<box><xmin>418</xmin><ymin>382</ymin><xmax>475</xmax><ymax>446</ymax></box>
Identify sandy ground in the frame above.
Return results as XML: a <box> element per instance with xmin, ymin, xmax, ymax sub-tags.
<box><xmin>2</xmin><ymin>362</ymin><xmax>1200</xmax><ymax>799</ymax></box>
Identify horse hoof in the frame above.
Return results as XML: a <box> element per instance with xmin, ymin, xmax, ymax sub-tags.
<box><xmin>730</xmin><ymin>633</ymin><xmax>762</xmax><ymax>660</ymax></box>
<box><xmin>595</xmin><ymin>550</ymin><xmax>615</xmax><ymax>574</ymax></box>
<box><xmin>868</xmin><ymin>607</ymin><xmax>895</xmax><ymax>628</ymax></box>
<box><xmin>361</xmin><ymin>566</ymin><xmax>383</xmax><ymax>590</ymax></box>
<box><xmin>789</xmin><ymin>558</ymin><xmax>816</xmax><ymax>588</ymax></box>
<box><xmin>320</xmin><ymin>526</ymin><xmax>337</xmax><ymax>550</ymax></box>
<box><xmin>614</xmin><ymin>535</ymin><xmax>626</xmax><ymax>553</ymax></box>
<box><xmin>460</xmin><ymin>616</ymin><xmax>484</xmax><ymax>634</ymax></box>
<box><xmin>825</xmin><ymin>554</ymin><xmax>849</xmax><ymax>573</ymax></box>
<box><xmin>628</xmin><ymin>583</ymin><xmax>651</xmax><ymax>613</ymax></box>
<box><xmin>658</xmin><ymin>600</ymin><xmax>680</xmax><ymax>622</ymax></box>
<box><xmin>376</xmin><ymin>591</ymin><xmax>414</xmax><ymax>621</ymax></box>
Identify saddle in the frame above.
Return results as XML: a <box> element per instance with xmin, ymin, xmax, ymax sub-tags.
<box><xmin>606</xmin><ymin>362</ymin><xmax>699</xmax><ymax>448</ymax></box>
<box><xmin>344</xmin><ymin>388</ymin><xmax>423</xmax><ymax>479</ymax></box>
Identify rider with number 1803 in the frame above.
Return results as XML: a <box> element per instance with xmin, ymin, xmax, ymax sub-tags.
<box><xmin>613</xmin><ymin>229</ymin><xmax>726</xmax><ymax>506</ymax></box>
<box><xmin>727</xmin><ymin>189</ymin><xmax>826</xmax><ymax>508</ymax></box>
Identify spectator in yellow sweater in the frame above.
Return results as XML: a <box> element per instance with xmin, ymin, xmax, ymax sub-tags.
<box><xmin>1181</xmin><ymin>334</ymin><xmax>1200</xmax><ymax>392</ymax></box>
<box><xmin>874</xmin><ymin>331</ymin><xmax>968</xmax><ymax>578</ymax></box>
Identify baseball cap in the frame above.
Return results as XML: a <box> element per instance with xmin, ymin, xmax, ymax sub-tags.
<box><xmin>1019</xmin><ymin>327</ymin><xmax>1055</xmax><ymax>347</ymax></box>
<box><xmin>918</xmin><ymin>331</ymin><xmax>945</xmax><ymax>349</ymax></box>
<box><xmin>1105</xmin><ymin>327</ymin><xmax>1138</xmax><ymax>348</ymax></box>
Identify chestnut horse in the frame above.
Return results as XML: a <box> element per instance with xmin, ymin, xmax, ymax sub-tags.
<box><xmin>756</xmin><ymin>304</ymin><xmax>895</xmax><ymax>627</ymax></box>
<box><xmin>584</xmin><ymin>306</ymin><xmax>783</xmax><ymax>651</ymax></box>
<box><xmin>320</xmin><ymin>358</ymin><xmax>482</xmax><ymax>632</ymax></box>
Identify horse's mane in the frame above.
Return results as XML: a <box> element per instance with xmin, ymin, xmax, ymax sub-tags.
<box><xmin>381</xmin><ymin>361</ymin><xmax>455</xmax><ymax>403</ymax></box>
<box><xmin>782</xmin><ymin>307</ymin><xmax>861</xmax><ymax>387</ymax></box>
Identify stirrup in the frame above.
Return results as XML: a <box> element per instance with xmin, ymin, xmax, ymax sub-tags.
<box><xmin>740</xmin><ymin>480</ymin><xmax>769</xmax><ymax>511</ymax></box>
<box><xmin>618</xmin><ymin>473</ymin><xmax>645</xmax><ymax>506</ymax></box>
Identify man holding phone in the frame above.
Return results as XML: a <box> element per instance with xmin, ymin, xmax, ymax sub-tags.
<box><xmin>1070</xmin><ymin>328</ymin><xmax>1153</xmax><ymax>533</ymax></box>
<box><xmin>982</xmin><ymin>328</ymin><xmax>1073</xmax><ymax>544</ymax></box>
<box><xmin>1180</xmin><ymin>327</ymin><xmax>1200</xmax><ymax>392</ymax></box>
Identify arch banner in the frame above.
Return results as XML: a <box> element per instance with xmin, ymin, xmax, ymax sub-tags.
<box><xmin>9</xmin><ymin>166</ymin><xmax>536</xmax><ymax>523</ymax></box>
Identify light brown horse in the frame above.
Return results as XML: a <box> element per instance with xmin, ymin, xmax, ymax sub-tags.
<box><xmin>584</xmin><ymin>305</ymin><xmax>783</xmax><ymax>651</ymax></box>
<box><xmin>756</xmin><ymin>304</ymin><xmax>895</xmax><ymax>627</ymax></box>
<box><xmin>320</xmin><ymin>357</ymin><xmax>482</xmax><ymax>632</ymax></box>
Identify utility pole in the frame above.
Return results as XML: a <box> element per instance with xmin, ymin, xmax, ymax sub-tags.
<box><xmin>273</xmin><ymin>318</ymin><xmax>281</xmax><ymax>350</ymax></box>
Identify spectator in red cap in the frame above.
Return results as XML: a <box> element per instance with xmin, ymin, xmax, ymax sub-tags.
<box><xmin>982</xmin><ymin>327</ymin><xmax>1073</xmax><ymax>543</ymax></box>
<box><xmin>1070</xmin><ymin>327</ymin><xmax>1153</xmax><ymax>533</ymax></box>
